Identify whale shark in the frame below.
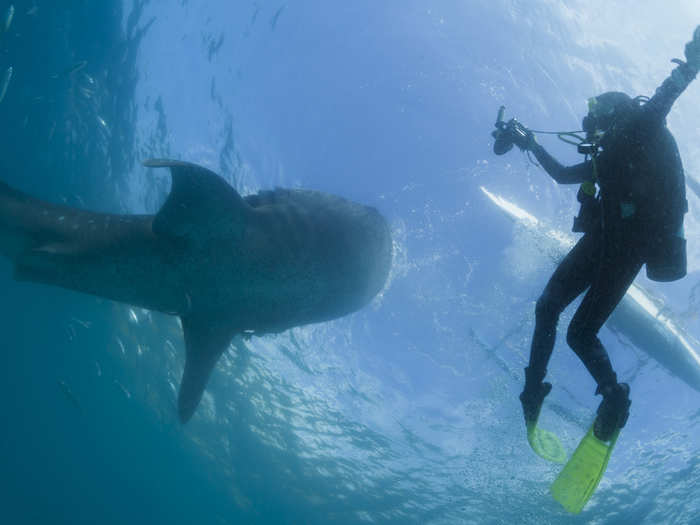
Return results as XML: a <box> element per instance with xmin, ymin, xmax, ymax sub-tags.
<box><xmin>0</xmin><ymin>159</ymin><xmax>393</xmax><ymax>421</ymax></box>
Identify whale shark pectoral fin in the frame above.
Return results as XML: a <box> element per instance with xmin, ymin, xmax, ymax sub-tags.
<box><xmin>178</xmin><ymin>315</ymin><xmax>235</xmax><ymax>423</ymax></box>
<box><xmin>142</xmin><ymin>159</ymin><xmax>251</xmax><ymax>242</ymax></box>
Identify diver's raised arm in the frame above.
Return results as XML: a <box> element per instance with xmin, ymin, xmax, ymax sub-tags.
<box><xmin>643</xmin><ymin>26</ymin><xmax>700</xmax><ymax>123</ymax></box>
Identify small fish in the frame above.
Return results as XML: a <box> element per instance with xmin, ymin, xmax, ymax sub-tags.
<box><xmin>165</xmin><ymin>341</ymin><xmax>177</xmax><ymax>357</ymax></box>
<box><xmin>4</xmin><ymin>5</ymin><xmax>14</xmax><ymax>32</ymax></box>
<box><xmin>66</xmin><ymin>60</ymin><xmax>87</xmax><ymax>75</ymax></box>
<box><xmin>250</xmin><ymin>6</ymin><xmax>260</xmax><ymax>26</ymax></box>
<box><xmin>270</xmin><ymin>5</ymin><xmax>286</xmax><ymax>30</ymax></box>
<box><xmin>0</xmin><ymin>66</ymin><xmax>12</xmax><ymax>104</ymax></box>
<box><xmin>26</xmin><ymin>6</ymin><xmax>38</xmax><ymax>16</ymax></box>
<box><xmin>50</xmin><ymin>60</ymin><xmax>88</xmax><ymax>79</ymax></box>
<box><xmin>71</xmin><ymin>316</ymin><xmax>92</xmax><ymax>329</ymax></box>
<box><xmin>96</xmin><ymin>115</ymin><xmax>109</xmax><ymax>130</ymax></box>
<box><xmin>114</xmin><ymin>380</ymin><xmax>131</xmax><ymax>399</ymax></box>
<box><xmin>58</xmin><ymin>380</ymin><xmax>83</xmax><ymax>413</ymax></box>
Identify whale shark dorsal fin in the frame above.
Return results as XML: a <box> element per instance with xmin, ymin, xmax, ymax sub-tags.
<box><xmin>143</xmin><ymin>159</ymin><xmax>251</xmax><ymax>242</ymax></box>
<box><xmin>178</xmin><ymin>315</ymin><xmax>234</xmax><ymax>423</ymax></box>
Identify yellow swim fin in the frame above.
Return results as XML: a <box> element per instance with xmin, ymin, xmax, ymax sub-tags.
<box><xmin>526</xmin><ymin>422</ymin><xmax>567</xmax><ymax>464</ymax></box>
<box><xmin>550</xmin><ymin>423</ymin><xmax>620</xmax><ymax>514</ymax></box>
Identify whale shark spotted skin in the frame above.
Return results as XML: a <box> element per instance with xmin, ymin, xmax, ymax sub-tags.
<box><xmin>0</xmin><ymin>159</ymin><xmax>393</xmax><ymax>422</ymax></box>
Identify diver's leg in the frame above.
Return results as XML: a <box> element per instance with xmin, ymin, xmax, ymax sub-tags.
<box><xmin>566</xmin><ymin>256</ymin><xmax>642</xmax><ymax>386</ymax></box>
<box><xmin>566</xmin><ymin>241</ymin><xmax>642</xmax><ymax>439</ymax></box>
<box><xmin>526</xmin><ymin>232</ymin><xmax>600</xmax><ymax>383</ymax></box>
<box><xmin>521</xmin><ymin>232</ymin><xmax>600</xmax><ymax>424</ymax></box>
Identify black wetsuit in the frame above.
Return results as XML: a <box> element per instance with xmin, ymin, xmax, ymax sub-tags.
<box><xmin>524</xmin><ymin>63</ymin><xmax>695</xmax><ymax>393</ymax></box>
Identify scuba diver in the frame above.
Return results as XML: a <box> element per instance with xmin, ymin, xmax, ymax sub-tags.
<box><xmin>492</xmin><ymin>26</ymin><xmax>700</xmax><ymax>444</ymax></box>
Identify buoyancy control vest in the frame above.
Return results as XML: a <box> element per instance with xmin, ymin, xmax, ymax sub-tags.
<box><xmin>594</xmin><ymin>108</ymin><xmax>688</xmax><ymax>282</ymax></box>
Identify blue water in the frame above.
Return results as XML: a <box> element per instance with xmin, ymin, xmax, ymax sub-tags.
<box><xmin>2</xmin><ymin>1</ymin><xmax>700</xmax><ymax>523</ymax></box>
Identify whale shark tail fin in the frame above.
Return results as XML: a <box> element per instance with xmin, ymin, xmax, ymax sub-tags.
<box><xmin>178</xmin><ymin>315</ymin><xmax>235</xmax><ymax>423</ymax></box>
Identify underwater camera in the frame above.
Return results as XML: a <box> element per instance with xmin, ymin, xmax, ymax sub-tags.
<box><xmin>492</xmin><ymin>105</ymin><xmax>601</xmax><ymax>157</ymax></box>
<box><xmin>491</xmin><ymin>106</ymin><xmax>531</xmax><ymax>155</ymax></box>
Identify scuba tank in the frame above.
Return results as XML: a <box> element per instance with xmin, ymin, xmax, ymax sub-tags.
<box><xmin>584</xmin><ymin>94</ymin><xmax>688</xmax><ymax>282</ymax></box>
<box><xmin>646</xmin><ymin>230</ymin><xmax>687</xmax><ymax>282</ymax></box>
<box><xmin>575</xmin><ymin>124</ymin><xmax>687</xmax><ymax>282</ymax></box>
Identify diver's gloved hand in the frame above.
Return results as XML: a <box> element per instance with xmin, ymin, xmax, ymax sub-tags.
<box><xmin>492</xmin><ymin>118</ymin><xmax>536</xmax><ymax>155</ymax></box>
<box><xmin>684</xmin><ymin>25</ymin><xmax>700</xmax><ymax>73</ymax></box>
<box><xmin>519</xmin><ymin>366</ymin><xmax>552</xmax><ymax>426</ymax></box>
<box><xmin>510</xmin><ymin>120</ymin><xmax>537</xmax><ymax>151</ymax></box>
